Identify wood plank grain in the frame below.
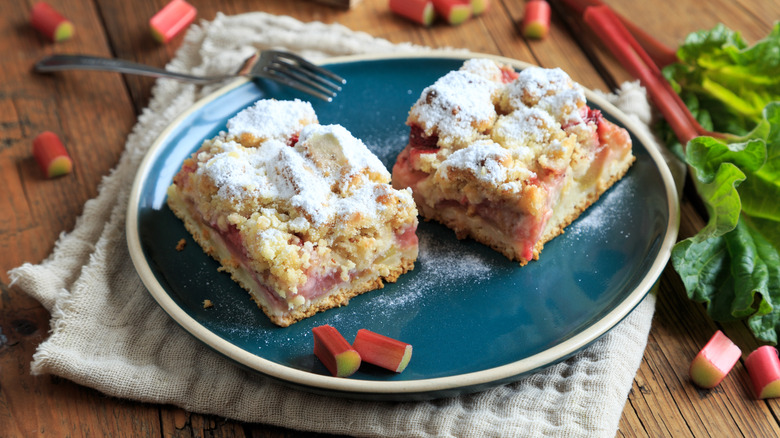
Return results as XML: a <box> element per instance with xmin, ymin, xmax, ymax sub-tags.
<box><xmin>1</xmin><ymin>1</ymin><xmax>778</xmax><ymax>437</ymax></box>
<box><xmin>503</xmin><ymin>0</ymin><xmax>614</xmax><ymax>91</ymax></box>
<box><xmin>621</xmin><ymin>198</ymin><xmax>780</xmax><ymax>437</ymax></box>
<box><xmin>572</xmin><ymin>0</ymin><xmax>778</xmax><ymax>95</ymax></box>
<box><xmin>0</xmin><ymin>0</ymin><xmax>156</xmax><ymax>436</ymax></box>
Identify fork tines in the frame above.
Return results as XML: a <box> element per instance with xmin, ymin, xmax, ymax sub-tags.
<box><xmin>260</xmin><ymin>51</ymin><xmax>346</xmax><ymax>102</ymax></box>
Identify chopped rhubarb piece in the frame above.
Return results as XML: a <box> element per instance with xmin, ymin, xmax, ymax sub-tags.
<box><xmin>745</xmin><ymin>346</ymin><xmax>780</xmax><ymax>399</ymax></box>
<box><xmin>149</xmin><ymin>0</ymin><xmax>197</xmax><ymax>44</ymax></box>
<box><xmin>689</xmin><ymin>330</ymin><xmax>742</xmax><ymax>389</ymax></box>
<box><xmin>389</xmin><ymin>0</ymin><xmax>436</xmax><ymax>26</ymax></box>
<box><xmin>500</xmin><ymin>65</ymin><xmax>519</xmax><ymax>83</ymax></box>
<box><xmin>30</xmin><ymin>2</ymin><xmax>74</xmax><ymax>42</ymax></box>
<box><xmin>312</xmin><ymin>325</ymin><xmax>361</xmax><ymax>377</ymax></box>
<box><xmin>469</xmin><ymin>0</ymin><xmax>491</xmax><ymax>16</ymax></box>
<box><xmin>352</xmin><ymin>329</ymin><xmax>412</xmax><ymax>373</ymax></box>
<box><xmin>32</xmin><ymin>131</ymin><xmax>72</xmax><ymax>178</ymax></box>
<box><xmin>432</xmin><ymin>0</ymin><xmax>472</xmax><ymax>25</ymax></box>
<box><xmin>521</xmin><ymin>0</ymin><xmax>551</xmax><ymax>39</ymax></box>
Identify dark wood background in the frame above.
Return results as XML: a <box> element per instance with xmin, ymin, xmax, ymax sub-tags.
<box><xmin>1</xmin><ymin>0</ymin><xmax>778</xmax><ymax>436</ymax></box>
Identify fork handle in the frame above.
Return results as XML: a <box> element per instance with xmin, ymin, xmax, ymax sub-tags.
<box><xmin>35</xmin><ymin>54</ymin><xmax>229</xmax><ymax>84</ymax></box>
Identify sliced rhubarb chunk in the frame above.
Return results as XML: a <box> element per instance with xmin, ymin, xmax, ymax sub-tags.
<box><xmin>352</xmin><ymin>329</ymin><xmax>412</xmax><ymax>373</ymax></box>
<box><xmin>149</xmin><ymin>0</ymin><xmax>197</xmax><ymax>43</ymax></box>
<box><xmin>745</xmin><ymin>346</ymin><xmax>780</xmax><ymax>399</ymax></box>
<box><xmin>312</xmin><ymin>325</ymin><xmax>361</xmax><ymax>377</ymax></box>
<box><xmin>470</xmin><ymin>0</ymin><xmax>491</xmax><ymax>16</ymax></box>
<box><xmin>33</xmin><ymin>131</ymin><xmax>73</xmax><ymax>178</ymax></box>
<box><xmin>30</xmin><ymin>2</ymin><xmax>74</xmax><ymax>42</ymax></box>
<box><xmin>689</xmin><ymin>330</ymin><xmax>742</xmax><ymax>389</ymax></box>
<box><xmin>432</xmin><ymin>0</ymin><xmax>472</xmax><ymax>25</ymax></box>
<box><xmin>522</xmin><ymin>0</ymin><xmax>551</xmax><ymax>39</ymax></box>
<box><xmin>389</xmin><ymin>0</ymin><xmax>436</xmax><ymax>26</ymax></box>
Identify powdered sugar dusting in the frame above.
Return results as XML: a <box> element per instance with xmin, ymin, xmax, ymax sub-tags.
<box><xmin>459</xmin><ymin>58</ymin><xmax>504</xmax><ymax>82</ymax></box>
<box><xmin>565</xmin><ymin>180</ymin><xmax>633</xmax><ymax>241</ymax></box>
<box><xmin>439</xmin><ymin>139</ymin><xmax>510</xmax><ymax>185</ymax></box>
<box><xmin>409</xmin><ymin>70</ymin><xmax>498</xmax><ymax>144</ymax></box>
<box><xmin>502</xmin><ymin>67</ymin><xmax>586</xmax><ymax>125</ymax></box>
<box><xmin>226</xmin><ymin>99</ymin><xmax>316</xmax><ymax>143</ymax></box>
<box><xmin>296</xmin><ymin>124</ymin><xmax>389</xmax><ymax>179</ymax></box>
<box><xmin>368</xmin><ymin>228</ymin><xmax>494</xmax><ymax>309</ymax></box>
<box><xmin>199</xmin><ymin>101</ymin><xmax>394</xmax><ymax>226</ymax></box>
<box><xmin>491</xmin><ymin>106</ymin><xmax>559</xmax><ymax>150</ymax></box>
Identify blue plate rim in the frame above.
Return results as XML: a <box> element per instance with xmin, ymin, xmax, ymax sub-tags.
<box><xmin>126</xmin><ymin>52</ymin><xmax>680</xmax><ymax>397</ymax></box>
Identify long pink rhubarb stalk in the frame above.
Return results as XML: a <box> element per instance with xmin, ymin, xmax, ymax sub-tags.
<box><xmin>582</xmin><ymin>5</ymin><xmax>706</xmax><ymax>145</ymax></box>
<box><xmin>556</xmin><ymin>0</ymin><xmax>679</xmax><ymax>67</ymax></box>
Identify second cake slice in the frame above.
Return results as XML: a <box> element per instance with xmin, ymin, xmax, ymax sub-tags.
<box><xmin>392</xmin><ymin>58</ymin><xmax>635</xmax><ymax>265</ymax></box>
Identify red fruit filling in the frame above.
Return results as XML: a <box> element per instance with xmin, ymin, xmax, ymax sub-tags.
<box><xmin>500</xmin><ymin>66</ymin><xmax>520</xmax><ymax>83</ymax></box>
<box><xmin>409</xmin><ymin>125</ymin><xmax>439</xmax><ymax>150</ymax></box>
<box><xmin>203</xmin><ymin>216</ymin><xmax>418</xmax><ymax>311</ymax></box>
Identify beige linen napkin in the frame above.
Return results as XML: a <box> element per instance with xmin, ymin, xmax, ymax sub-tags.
<box><xmin>10</xmin><ymin>12</ymin><xmax>663</xmax><ymax>437</ymax></box>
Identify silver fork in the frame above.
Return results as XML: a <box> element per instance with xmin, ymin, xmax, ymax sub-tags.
<box><xmin>34</xmin><ymin>50</ymin><xmax>346</xmax><ymax>102</ymax></box>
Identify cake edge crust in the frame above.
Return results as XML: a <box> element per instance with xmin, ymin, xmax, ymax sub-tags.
<box><xmin>166</xmin><ymin>187</ymin><xmax>417</xmax><ymax>327</ymax></box>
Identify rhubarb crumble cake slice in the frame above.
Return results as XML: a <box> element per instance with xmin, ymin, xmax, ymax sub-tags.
<box><xmin>391</xmin><ymin>58</ymin><xmax>635</xmax><ymax>265</ymax></box>
<box><xmin>167</xmin><ymin>99</ymin><xmax>419</xmax><ymax>327</ymax></box>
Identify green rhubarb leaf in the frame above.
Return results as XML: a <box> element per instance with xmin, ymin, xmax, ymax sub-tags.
<box><xmin>686</xmin><ymin>158</ymin><xmax>745</xmax><ymax>242</ymax></box>
<box><xmin>672</xmin><ymin>235</ymin><xmax>730</xmax><ymax>314</ymax></box>
<box><xmin>745</xmin><ymin>215</ymin><xmax>780</xmax><ymax>251</ymax></box>
<box><xmin>738</xmin><ymin>175</ymin><xmax>780</xmax><ymax>221</ymax></box>
<box><xmin>673</xmin><ymin>218</ymin><xmax>780</xmax><ymax>342</ymax></box>
<box><xmin>686</xmin><ymin>136</ymin><xmax>765</xmax><ymax>183</ymax></box>
<box><xmin>665</xmin><ymin>23</ymin><xmax>780</xmax><ymax>134</ymax></box>
<box><xmin>672</xmin><ymin>103</ymin><xmax>780</xmax><ymax>343</ymax></box>
<box><xmin>743</xmin><ymin>218</ymin><xmax>780</xmax><ymax>344</ymax></box>
<box><xmin>738</xmin><ymin>103</ymin><xmax>780</xmax><ymax>225</ymax></box>
<box><xmin>663</xmin><ymin>24</ymin><xmax>780</xmax><ymax>344</ymax></box>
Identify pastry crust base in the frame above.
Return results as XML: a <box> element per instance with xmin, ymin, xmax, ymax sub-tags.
<box><xmin>167</xmin><ymin>188</ymin><xmax>417</xmax><ymax>327</ymax></box>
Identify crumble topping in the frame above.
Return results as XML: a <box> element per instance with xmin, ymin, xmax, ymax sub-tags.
<box><xmin>405</xmin><ymin>62</ymin><xmax>595</xmax><ymax>196</ymax></box>
<box><xmin>499</xmin><ymin>67</ymin><xmax>586</xmax><ymax>125</ymax></box>
<box><xmin>195</xmin><ymin>124</ymin><xmax>395</xmax><ymax>231</ymax></box>
<box><xmin>408</xmin><ymin>70</ymin><xmax>500</xmax><ymax>147</ymax></box>
<box><xmin>226</xmin><ymin>98</ymin><xmax>317</xmax><ymax>145</ymax></box>
<box><xmin>459</xmin><ymin>58</ymin><xmax>507</xmax><ymax>82</ymax></box>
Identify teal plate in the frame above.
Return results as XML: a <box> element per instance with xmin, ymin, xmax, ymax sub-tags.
<box><xmin>127</xmin><ymin>53</ymin><xmax>679</xmax><ymax>401</ymax></box>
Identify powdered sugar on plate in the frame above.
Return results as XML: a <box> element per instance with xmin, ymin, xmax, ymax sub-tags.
<box><xmin>367</xmin><ymin>227</ymin><xmax>494</xmax><ymax>310</ymax></box>
<box><xmin>565</xmin><ymin>179</ymin><xmax>633</xmax><ymax>242</ymax></box>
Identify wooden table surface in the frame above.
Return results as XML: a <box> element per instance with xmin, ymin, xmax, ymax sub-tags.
<box><xmin>1</xmin><ymin>0</ymin><xmax>777</xmax><ymax>436</ymax></box>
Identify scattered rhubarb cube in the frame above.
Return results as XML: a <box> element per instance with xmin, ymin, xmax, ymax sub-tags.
<box><xmin>149</xmin><ymin>0</ymin><xmax>197</xmax><ymax>44</ymax></box>
<box><xmin>352</xmin><ymin>329</ymin><xmax>412</xmax><ymax>373</ymax></box>
<box><xmin>389</xmin><ymin>0</ymin><xmax>436</xmax><ymax>26</ymax></box>
<box><xmin>745</xmin><ymin>346</ymin><xmax>780</xmax><ymax>399</ymax></box>
<box><xmin>689</xmin><ymin>330</ymin><xmax>742</xmax><ymax>389</ymax></box>
<box><xmin>469</xmin><ymin>0</ymin><xmax>491</xmax><ymax>16</ymax></box>
<box><xmin>432</xmin><ymin>0</ymin><xmax>472</xmax><ymax>25</ymax></box>
<box><xmin>32</xmin><ymin>131</ymin><xmax>73</xmax><ymax>178</ymax></box>
<box><xmin>30</xmin><ymin>2</ymin><xmax>74</xmax><ymax>42</ymax></box>
<box><xmin>521</xmin><ymin>0</ymin><xmax>551</xmax><ymax>39</ymax></box>
<box><xmin>312</xmin><ymin>325</ymin><xmax>361</xmax><ymax>377</ymax></box>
